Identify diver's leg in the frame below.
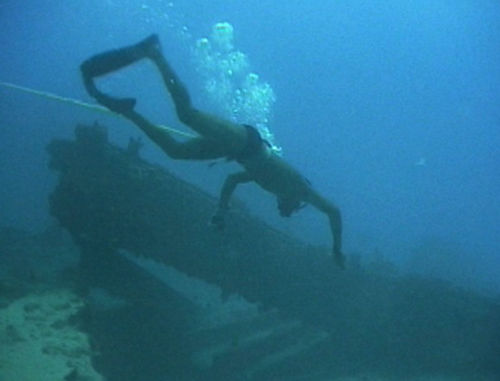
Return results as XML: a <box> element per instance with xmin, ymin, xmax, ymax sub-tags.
<box><xmin>123</xmin><ymin>109</ymin><xmax>227</xmax><ymax>160</ymax></box>
<box><xmin>145</xmin><ymin>40</ymin><xmax>247</xmax><ymax>149</ymax></box>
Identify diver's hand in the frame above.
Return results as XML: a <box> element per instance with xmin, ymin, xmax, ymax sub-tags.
<box><xmin>210</xmin><ymin>213</ymin><xmax>225</xmax><ymax>231</ymax></box>
<box><xmin>333</xmin><ymin>248</ymin><xmax>345</xmax><ymax>269</ymax></box>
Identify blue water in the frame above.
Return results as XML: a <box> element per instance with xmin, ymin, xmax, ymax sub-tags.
<box><xmin>0</xmin><ymin>0</ymin><xmax>499</xmax><ymax>295</ymax></box>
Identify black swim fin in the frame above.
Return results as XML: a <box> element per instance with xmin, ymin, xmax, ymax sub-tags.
<box><xmin>80</xmin><ymin>34</ymin><xmax>159</xmax><ymax>78</ymax></box>
<box><xmin>99</xmin><ymin>95</ymin><xmax>136</xmax><ymax>114</ymax></box>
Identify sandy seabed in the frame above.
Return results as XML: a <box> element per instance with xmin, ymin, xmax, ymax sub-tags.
<box><xmin>0</xmin><ymin>288</ymin><xmax>103</xmax><ymax>381</ymax></box>
<box><xmin>0</xmin><ymin>287</ymin><xmax>495</xmax><ymax>381</ymax></box>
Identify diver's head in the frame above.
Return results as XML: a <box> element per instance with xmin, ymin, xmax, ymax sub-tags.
<box><xmin>277</xmin><ymin>197</ymin><xmax>305</xmax><ymax>217</ymax></box>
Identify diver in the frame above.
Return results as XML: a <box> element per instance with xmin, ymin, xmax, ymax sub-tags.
<box><xmin>80</xmin><ymin>34</ymin><xmax>345</xmax><ymax>268</ymax></box>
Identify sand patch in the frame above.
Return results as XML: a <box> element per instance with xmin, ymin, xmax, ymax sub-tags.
<box><xmin>0</xmin><ymin>288</ymin><xmax>103</xmax><ymax>381</ymax></box>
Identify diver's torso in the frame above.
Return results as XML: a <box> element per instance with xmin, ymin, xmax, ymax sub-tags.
<box><xmin>241</xmin><ymin>146</ymin><xmax>311</xmax><ymax>200</ymax></box>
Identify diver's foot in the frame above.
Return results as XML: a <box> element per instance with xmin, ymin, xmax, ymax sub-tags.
<box><xmin>138</xmin><ymin>33</ymin><xmax>162</xmax><ymax>59</ymax></box>
<box><xmin>101</xmin><ymin>95</ymin><xmax>136</xmax><ymax>114</ymax></box>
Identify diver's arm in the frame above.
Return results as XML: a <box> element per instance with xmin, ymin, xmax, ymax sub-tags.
<box><xmin>306</xmin><ymin>190</ymin><xmax>345</xmax><ymax>269</ymax></box>
<box><xmin>211</xmin><ymin>171</ymin><xmax>254</xmax><ymax>229</ymax></box>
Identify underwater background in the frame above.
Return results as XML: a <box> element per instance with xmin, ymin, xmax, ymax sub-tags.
<box><xmin>0</xmin><ymin>1</ymin><xmax>499</xmax><ymax>380</ymax></box>
<box><xmin>1</xmin><ymin>0</ymin><xmax>500</xmax><ymax>292</ymax></box>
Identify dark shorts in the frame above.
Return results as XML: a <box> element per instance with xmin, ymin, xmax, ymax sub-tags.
<box><xmin>233</xmin><ymin>124</ymin><xmax>270</xmax><ymax>164</ymax></box>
